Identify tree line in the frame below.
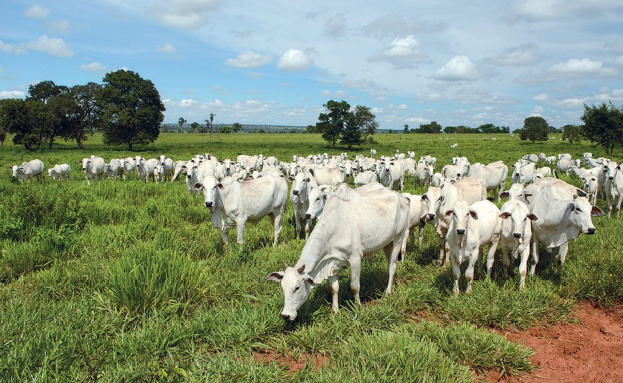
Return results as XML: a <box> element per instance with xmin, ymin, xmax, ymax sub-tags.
<box><xmin>0</xmin><ymin>70</ymin><xmax>165</xmax><ymax>151</ymax></box>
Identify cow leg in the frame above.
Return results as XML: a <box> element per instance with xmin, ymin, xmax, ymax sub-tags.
<box><xmin>450</xmin><ymin>250</ymin><xmax>461</xmax><ymax>296</ymax></box>
<box><xmin>606</xmin><ymin>188</ymin><xmax>613</xmax><ymax>217</ymax></box>
<box><xmin>221</xmin><ymin>227</ymin><xmax>230</xmax><ymax>245</ymax></box>
<box><xmin>530</xmin><ymin>237</ymin><xmax>539</xmax><ymax>276</ymax></box>
<box><xmin>616</xmin><ymin>194</ymin><xmax>623</xmax><ymax>218</ymax></box>
<box><xmin>384</xmin><ymin>243</ymin><xmax>399</xmax><ymax>294</ymax></box>
<box><xmin>236</xmin><ymin>219</ymin><xmax>246</xmax><ymax>246</ymax></box>
<box><xmin>329</xmin><ymin>275</ymin><xmax>340</xmax><ymax>314</ymax></box>
<box><xmin>270</xmin><ymin>212</ymin><xmax>283</xmax><ymax>246</ymax></box>
<box><xmin>293</xmin><ymin>211</ymin><xmax>302</xmax><ymax>239</ymax></box>
<box><xmin>465</xmin><ymin>250</ymin><xmax>479</xmax><ymax>295</ymax></box>
<box><xmin>501</xmin><ymin>243</ymin><xmax>510</xmax><ymax>278</ymax></box>
<box><xmin>558</xmin><ymin>243</ymin><xmax>569</xmax><ymax>273</ymax></box>
<box><xmin>349</xmin><ymin>256</ymin><xmax>362</xmax><ymax>305</ymax></box>
<box><xmin>304</xmin><ymin>218</ymin><xmax>311</xmax><ymax>240</ymax></box>
<box><xmin>486</xmin><ymin>237</ymin><xmax>499</xmax><ymax>277</ymax></box>
<box><xmin>401</xmin><ymin>226</ymin><xmax>411</xmax><ymax>257</ymax></box>
<box><xmin>518</xmin><ymin>246</ymin><xmax>530</xmax><ymax>291</ymax></box>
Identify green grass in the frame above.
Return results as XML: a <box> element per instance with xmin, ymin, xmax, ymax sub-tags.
<box><xmin>0</xmin><ymin>132</ymin><xmax>621</xmax><ymax>381</ymax></box>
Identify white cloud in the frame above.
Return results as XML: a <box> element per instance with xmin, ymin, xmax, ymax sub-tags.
<box><xmin>225</xmin><ymin>51</ymin><xmax>272</xmax><ymax>68</ymax></box>
<box><xmin>405</xmin><ymin>116</ymin><xmax>430</xmax><ymax>124</ymax></box>
<box><xmin>151</xmin><ymin>0</ymin><xmax>224</xmax><ymax>29</ymax></box>
<box><xmin>417</xmin><ymin>92</ymin><xmax>445</xmax><ymax>102</ymax></box>
<box><xmin>513</xmin><ymin>0</ymin><xmax>622</xmax><ymax>20</ymax></box>
<box><xmin>536</xmin><ymin>58</ymin><xmax>618</xmax><ymax>81</ymax></box>
<box><xmin>433</xmin><ymin>56</ymin><xmax>481</xmax><ymax>81</ymax></box>
<box><xmin>485</xmin><ymin>44</ymin><xmax>542</xmax><ymax>66</ymax></box>
<box><xmin>362</xmin><ymin>14</ymin><xmax>445</xmax><ymax>39</ymax></box>
<box><xmin>0</xmin><ymin>90</ymin><xmax>26</xmax><ymax>99</ymax></box>
<box><xmin>0</xmin><ymin>40</ymin><xmax>27</xmax><ymax>55</ymax></box>
<box><xmin>25</xmin><ymin>4</ymin><xmax>50</xmax><ymax>19</ymax></box>
<box><xmin>320</xmin><ymin>89</ymin><xmax>348</xmax><ymax>98</ymax></box>
<box><xmin>79</xmin><ymin>62</ymin><xmax>107</xmax><ymax>73</ymax></box>
<box><xmin>613</xmin><ymin>55</ymin><xmax>623</xmax><ymax>67</ymax></box>
<box><xmin>277</xmin><ymin>49</ymin><xmax>312</xmax><ymax>71</ymax></box>
<box><xmin>233</xmin><ymin>99</ymin><xmax>272</xmax><ymax>113</ymax></box>
<box><xmin>398</xmin><ymin>104</ymin><xmax>407</xmax><ymax>110</ymax></box>
<box><xmin>533</xmin><ymin>93</ymin><xmax>549</xmax><ymax>102</ymax></box>
<box><xmin>156</xmin><ymin>42</ymin><xmax>177</xmax><ymax>54</ymax></box>
<box><xmin>26</xmin><ymin>35</ymin><xmax>73</xmax><ymax>57</ymax></box>
<box><xmin>48</xmin><ymin>20</ymin><xmax>70</xmax><ymax>34</ymax></box>
<box><xmin>554</xmin><ymin>97</ymin><xmax>585</xmax><ymax>108</ymax></box>
<box><xmin>324</xmin><ymin>14</ymin><xmax>346</xmax><ymax>37</ymax></box>
<box><xmin>342</xmin><ymin>78</ymin><xmax>376</xmax><ymax>90</ymax></box>
<box><xmin>371</xmin><ymin>107</ymin><xmax>383</xmax><ymax>114</ymax></box>
<box><xmin>369</xmin><ymin>35</ymin><xmax>425</xmax><ymax>69</ymax></box>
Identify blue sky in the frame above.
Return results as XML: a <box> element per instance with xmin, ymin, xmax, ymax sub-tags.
<box><xmin>1</xmin><ymin>0</ymin><xmax>623</xmax><ymax>130</ymax></box>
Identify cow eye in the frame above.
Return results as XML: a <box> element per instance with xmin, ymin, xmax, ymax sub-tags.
<box><xmin>316</xmin><ymin>197</ymin><xmax>320</xmax><ymax>201</ymax></box>
<box><xmin>294</xmin><ymin>286</ymin><xmax>300</xmax><ymax>292</ymax></box>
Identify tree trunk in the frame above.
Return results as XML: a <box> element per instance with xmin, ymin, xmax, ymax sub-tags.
<box><xmin>76</xmin><ymin>134</ymin><xmax>84</xmax><ymax>149</ymax></box>
<box><xmin>129</xmin><ymin>142</ymin><xmax>133</xmax><ymax>151</ymax></box>
<box><xmin>48</xmin><ymin>136</ymin><xmax>54</xmax><ymax>149</ymax></box>
<box><xmin>217</xmin><ymin>126</ymin><xmax>221</xmax><ymax>142</ymax></box>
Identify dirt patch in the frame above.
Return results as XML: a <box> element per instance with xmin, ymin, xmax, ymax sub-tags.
<box><xmin>253</xmin><ymin>350</ymin><xmax>329</xmax><ymax>374</ymax></box>
<box><xmin>482</xmin><ymin>303</ymin><xmax>623</xmax><ymax>383</ymax></box>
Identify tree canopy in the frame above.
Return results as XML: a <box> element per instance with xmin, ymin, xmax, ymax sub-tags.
<box><xmin>562</xmin><ymin>124</ymin><xmax>583</xmax><ymax>144</ymax></box>
<box><xmin>98</xmin><ymin>70</ymin><xmax>165</xmax><ymax>150</ymax></box>
<box><xmin>580</xmin><ymin>103</ymin><xmax>623</xmax><ymax>155</ymax></box>
<box><xmin>315</xmin><ymin>100</ymin><xmax>377</xmax><ymax>148</ymax></box>
<box><xmin>518</xmin><ymin>116</ymin><xmax>549</xmax><ymax>143</ymax></box>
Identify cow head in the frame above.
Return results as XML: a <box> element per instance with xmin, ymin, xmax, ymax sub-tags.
<box><xmin>305</xmin><ymin>186</ymin><xmax>330</xmax><ymax>219</ymax></box>
<box><xmin>500</xmin><ymin>202</ymin><xmax>537</xmax><ymax>240</ymax></box>
<box><xmin>267</xmin><ymin>263</ymin><xmax>316</xmax><ymax>321</ymax></box>
<box><xmin>604</xmin><ymin>162</ymin><xmax>620</xmax><ymax>180</ymax></box>
<box><xmin>445</xmin><ymin>200</ymin><xmax>474</xmax><ymax>236</ymax></box>
<box><xmin>81</xmin><ymin>158</ymin><xmax>92</xmax><ymax>171</ymax></box>
<box><xmin>11</xmin><ymin>165</ymin><xmax>19</xmax><ymax>178</ymax></box>
<box><xmin>568</xmin><ymin>195</ymin><xmax>603</xmax><ymax>234</ymax></box>
<box><xmin>194</xmin><ymin>175</ymin><xmax>222</xmax><ymax>211</ymax></box>
<box><xmin>421</xmin><ymin>187</ymin><xmax>442</xmax><ymax>221</ymax></box>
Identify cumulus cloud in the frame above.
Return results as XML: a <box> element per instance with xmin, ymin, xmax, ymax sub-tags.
<box><xmin>553</xmin><ymin>97</ymin><xmax>585</xmax><ymax>108</ymax></box>
<box><xmin>534</xmin><ymin>58</ymin><xmax>619</xmax><ymax>81</ymax></box>
<box><xmin>2</xmin><ymin>35</ymin><xmax>74</xmax><ymax>57</ymax></box>
<box><xmin>225</xmin><ymin>51</ymin><xmax>272</xmax><ymax>68</ymax></box>
<box><xmin>369</xmin><ymin>35</ymin><xmax>426</xmax><ymax>69</ymax></box>
<box><xmin>416</xmin><ymin>92</ymin><xmax>445</xmax><ymax>102</ymax></box>
<box><xmin>324</xmin><ymin>14</ymin><xmax>346</xmax><ymax>37</ymax></box>
<box><xmin>533</xmin><ymin>93</ymin><xmax>549</xmax><ymax>102</ymax></box>
<box><xmin>156</xmin><ymin>42</ymin><xmax>177</xmax><ymax>54</ymax></box>
<box><xmin>25</xmin><ymin>4</ymin><xmax>50</xmax><ymax>19</ymax></box>
<box><xmin>320</xmin><ymin>89</ymin><xmax>348</xmax><ymax>98</ymax></box>
<box><xmin>233</xmin><ymin>99</ymin><xmax>273</xmax><ymax>113</ymax></box>
<box><xmin>362</xmin><ymin>14</ymin><xmax>445</xmax><ymax>39</ymax></box>
<box><xmin>398</xmin><ymin>104</ymin><xmax>408</xmax><ymax>110</ymax></box>
<box><xmin>79</xmin><ymin>62</ymin><xmax>107</xmax><ymax>73</ymax></box>
<box><xmin>48</xmin><ymin>20</ymin><xmax>70</xmax><ymax>34</ymax></box>
<box><xmin>0</xmin><ymin>40</ymin><xmax>27</xmax><ymax>55</ymax></box>
<box><xmin>0</xmin><ymin>90</ymin><xmax>26</xmax><ymax>99</ymax></box>
<box><xmin>405</xmin><ymin>116</ymin><xmax>430</xmax><ymax>124</ymax></box>
<box><xmin>485</xmin><ymin>44</ymin><xmax>542</xmax><ymax>66</ymax></box>
<box><xmin>342</xmin><ymin>78</ymin><xmax>377</xmax><ymax>90</ymax></box>
<box><xmin>151</xmin><ymin>0</ymin><xmax>224</xmax><ymax>29</ymax></box>
<box><xmin>433</xmin><ymin>56</ymin><xmax>481</xmax><ymax>81</ymax></box>
<box><xmin>277</xmin><ymin>49</ymin><xmax>312</xmax><ymax>71</ymax></box>
<box><xmin>512</xmin><ymin>0</ymin><xmax>622</xmax><ymax>20</ymax></box>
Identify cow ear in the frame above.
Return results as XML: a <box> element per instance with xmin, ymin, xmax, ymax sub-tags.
<box><xmin>266</xmin><ymin>272</ymin><xmax>284</xmax><ymax>282</ymax></box>
<box><xmin>297</xmin><ymin>264</ymin><xmax>305</xmax><ymax>274</ymax></box>
<box><xmin>305</xmin><ymin>178</ymin><xmax>310</xmax><ymax>182</ymax></box>
<box><xmin>308</xmin><ymin>168</ymin><xmax>315</xmax><ymax>176</ymax></box>
<box><xmin>527</xmin><ymin>213</ymin><xmax>538</xmax><ymax>221</ymax></box>
<box><xmin>499</xmin><ymin>212</ymin><xmax>511</xmax><ymax>219</ymax></box>
<box><xmin>445</xmin><ymin>209</ymin><xmax>453</xmax><ymax>216</ymax></box>
<box><xmin>421</xmin><ymin>194</ymin><xmax>428</xmax><ymax>201</ymax></box>
<box><xmin>193</xmin><ymin>183</ymin><xmax>203</xmax><ymax>191</ymax></box>
<box><xmin>469</xmin><ymin>210</ymin><xmax>478</xmax><ymax>219</ymax></box>
<box><xmin>217</xmin><ymin>183</ymin><xmax>223</xmax><ymax>189</ymax></box>
<box><xmin>322</xmin><ymin>194</ymin><xmax>327</xmax><ymax>201</ymax></box>
<box><xmin>500</xmin><ymin>191</ymin><xmax>509</xmax><ymax>199</ymax></box>
<box><xmin>304</xmin><ymin>277</ymin><xmax>316</xmax><ymax>286</ymax></box>
<box><xmin>287</xmin><ymin>176</ymin><xmax>295</xmax><ymax>182</ymax></box>
<box><xmin>568</xmin><ymin>203</ymin><xmax>575</xmax><ymax>211</ymax></box>
<box><xmin>591</xmin><ymin>206</ymin><xmax>605</xmax><ymax>217</ymax></box>
<box><xmin>523</xmin><ymin>192</ymin><xmax>533</xmax><ymax>197</ymax></box>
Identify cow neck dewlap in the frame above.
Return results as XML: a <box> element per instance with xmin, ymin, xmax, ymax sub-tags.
<box><xmin>295</xmin><ymin>220</ymin><xmax>341</xmax><ymax>285</ymax></box>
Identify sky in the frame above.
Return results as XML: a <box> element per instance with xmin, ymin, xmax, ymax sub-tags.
<box><xmin>1</xmin><ymin>0</ymin><xmax>623</xmax><ymax>130</ymax></box>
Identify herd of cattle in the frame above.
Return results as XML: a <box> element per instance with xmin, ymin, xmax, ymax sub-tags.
<box><xmin>9</xmin><ymin>149</ymin><xmax>623</xmax><ymax>321</ymax></box>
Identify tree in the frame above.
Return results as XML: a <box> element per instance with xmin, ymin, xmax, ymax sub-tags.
<box><xmin>340</xmin><ymin>114</ymin><xmax>362</xmax><ymax>149</ymax></box>
<box><xmin>316</xmin><ymin>100</ymin><xmax>350</xmax><ymax>148</ymax></box>
<box><xmin>0</xmin><ymin>99</ymin><xmax>49</xmax><ymax>150</ymax></box>
<box><xmin>232</xmin><ymin>122</ymin><xmax>242</xmax><ymax>132</ymax></box>
<box><xmin>0</xmin><ymin>129</ymin><xmax>5</xmax><ymax>150</ymax></box>
<box><xmin>403</xmin><ymin>124</ymin><xmax>409</xmax><ymax>133</ymax></box>
<box><xmin>27</xmin><ymin>80</ymin><xmax>67</xmax><ymax>104</ymax></box>
<box><xmin>178</xmin><ymin>117</ymin><xmax>187</xmax><ymax>129</ymax></box>
<box><xmin>98</xmin><ymin>70</ymin><xmax>165</xmax><ymax>150</ymax></box>
<box><xmin>519</xmin><ymin>116</ymin><xmax>548</xmax><ymax>143</ymax></box>
<box><xmin>66</xmin><ymin>83</ymin><xmax>102</xmax><ymax>148</ymax></box>
<box><xmin>581</xmin><ymin>103</ymin><xmax>623</xmax><ymax>155</ymax></box>
<box><xmin>415</xmin><ymin>121</ymin><xmax>442</xmax><ymax>133</ymax></box>
<box><xmin>352</xmin><ymin>105</ymin><xmax>378</xmax><ymax>138</ymax></box>
<box><xmin>562</xmin><ymin>124</ymin><xmax>583</xmax><ymax>144</ymax></box>
<box><xmin>210</xmin><ymin>113</ymin><xmax>220</xmax><ymax>142</ymax></box>
<box><xmin>190</xmin><ymin>122</ymin><xmax>199</xmax><ymax>133</ymax></box>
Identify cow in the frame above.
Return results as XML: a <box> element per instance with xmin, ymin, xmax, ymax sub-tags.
<box><xmin>558</xmin><ymin>153</ymin><xmax>572</xmax><ymax>161</ymax></box>
<box><xmin>400</xmin><ymin>158</ymin><xmax>417</xmax><ymax>178</ymax></box>
<box><xmin>309</xmin><ymin>165</ymin><xmax>345</xmax><ymax>188</ymax></box>
<box><xmin>288</xmin><ymin>172</ymin><xmax>318</xmax><ymax>239</ymax></box>
<box><xmin>12</xmin><ymin>159</ymin><xmax>45</xmax><ymax>183</ymax></box>
<box><xmin>159</xmin><ymin>155</ymin><xmax>175</xmax><ymax>179</ymax></box>
<box><xmin>499</xmin><ymin>199</ymin><xmax>538</xmax><ymax>291</ymax></box>
<box><xmin>377</xmin><ymin>160</ymin><xmax>404</xmax><ymax>190</ymax></box>
<box><xmin>171</xmin><ymin>160</ymin><xmax>187</xmax><ymax>182</ymax></box>
<box><xmin>266</xmin><ymin>183</ymin><xmax>410</xmax><ymax>320</ymax></box>
<box><xmin>468</xmin><ymin>161</ymin><xmax>508</xmax><ymax>200</ymax></box>
<box><xmin>430</xmin><ymin>172</ymin><xmax>443</xmax><ymax>187</ymax></box>
<box><xmin>582</xmin><ymin>176</ymin><xmax>599</xmax><ymax>206</ymax></box>
<box><xmin>401</xmin><ymin>192</ymin><xmax>427</xmax><ymax>256</ymax></box>
<box><xmin>370</xmin><ymin>148</ymin><xmax>377</xmax><ymax>158</ymax></box>
<box><xmin>422</xmin><ymin>178</ymin><xmax>487</xmax><ymax>265</ymax></box>
<box><xmin>446</xmin><ymin>200</ymin><xmax>502</xmax><ymax>295</ymax></box>
<box><xmin>137</xmin><ymin>158</ymin><xmax>160</xmax><ymax>183</ymax></box>
<box><xmin>529</xmin><ymin>183</ymin><xmax>604</xmax><ymax>275</ymax></box>
<box><xmin>81</xmin><ymin>156</ymin><xmax>105</xmax><ymax>185</ymax></box>
<box><xmin>104</xmin><ymin>159</ymin><xmax>123</xmax><ymax>180</ymax></box>
<box><xmin>511</xmin><ymin>161</ymin><xmax>535</xmax><ymax>184</ymax></box>
<box><xmin>534</xmin><ymin>166</ymin><xmax>552</xmax><ymax>179</ymax></box>
<box><xmin>415</xmin><ymin>161</ymin><xmax>434</xmax><ymax>186</ymax></box>
<box><xmin>121</xmin><ymin>157</ymin><xmax>137</xmax><ymax>180</ymax></box>
<box><xmin>442</xmin><ymin>161</ymin><xmax>469</xmax><ymax>180</ymax></box>
<box><xmin>420</xmin><ymin>155</ymin><xmax>437</xmax><ymax>168</ymax></box>
<box><xmin>154</xmin><ymin>164</ymin><xmax>166</xmax><ymax>183</ymax></box>
<box><xmin>500</xmin><ymin>183</ymin><xmax>531</xmax><ymax>204</ymax></box>
<box><xmin>47</xmin><ymin>164</ymin><xmax>71</xmax><ymax>181</ymax></box>
<box><xmin>353</xmin><ymin>170</ymin><xmax>378</xmax><ymax>186</ymax></box>
<box><xmin>194</xmin><ymin>174</ymin><xmax>288</xmax><ymax>246</ymax></box>
<box><xmin>556</xmin><ymin>159</ymin><xmax>577</xmax><ymax>175</ymax></box>
<box><xmin>604</xmin><ymin>162</ymin><xmax>623</xmax><ymax>217</ymax></box>
<box><xmin>522</xmin><ymin>153</ymin><xmax>539</xmax><ymax>163</ymax></box>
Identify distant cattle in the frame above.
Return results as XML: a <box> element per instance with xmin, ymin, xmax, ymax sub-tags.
<box><xmin>48</xmin><ymin>164</ymin><xmax>71</xmax><ymax>181</ymax></box>
<box><xmin>81</xmin><ymin>156</ymin><xmax>105</xmax><ymax>185</ymax></box>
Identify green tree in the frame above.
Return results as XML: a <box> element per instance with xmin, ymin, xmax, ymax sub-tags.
<box><xmin>403</xmin><ymin>124</ymin><xmax>409</xmax><ymax>133</ymax></box>
<box><xmin>232</xmin><ymin>122</ymin><xmax>242</xmax><ymax>132</ymax></box>
<box><xmin>0</xmin><ymin>99</ymin><xmax>49</xmax><ymax>150</ymax></box>
<box><xmin>352</xmin><ymin>105</ymin><xmax>378</xmax><ymax>138</ymax></box>
<box><xmin>340</xmin><ymin>114</ymin><xmax>362</xmax><ymax>149</ymax></box>
<box><xmin>27</xmin><ymin>80</ymin><xmax>67</xmax><ymax>104</ymax></box>
<box><xmin>46</xmin><ymin>90</ymin><xmax>76</xmax><ymax>149</ymax></box>
<box><xmin>581</xmin><ymin>103</ymin><xmax>623</xmax><ymax>155</ymax></box>
<box><xmin>519</xmin><ymin>116</ymin><xmax>549</xmax><ymax>143</ymax></box>
<box><xmin>65</xmin><ymin>82</ymin><xmax>102</xmax><ymax>149</ymax></box>
<box><xmin>0</xmin><ymin>129</ymin><xmax>5</xmax><ymax>150</ymax></box>
<box><xmin>562</xmin><ymin>124</ymin><xmax>583</xmax><ymax>144</ymax></box>
<box><xmin>415</xmin><ymin>121</ymin><xmax>442</xmax><ymax>133</ymax></box>
<box><xmin>316</xmin><ymin>100</ymin><xmax>351</xmax><ymax>148</ymax></box>
<box><xmin>98</xmin><ymin>70</ymin><xmax>165</xmax><ymax>150</ymax></box>
<box><xmin>178</xmin><ymin>117</ymin><xmax>187</xmax><ymax>129</ymax></box>
<box><xmin>190</xmin><ymin>122</ymin><xmax>199</xmax><ymax>133</ymax></box>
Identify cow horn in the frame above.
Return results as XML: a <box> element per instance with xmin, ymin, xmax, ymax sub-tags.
<box><xmin>282</xmin><ymin>261</ymin><xmax>290</xmax><ymax>269</ymax></box>
<box><xmin>297</xmin><ymin>265</ymin><xmax>305</xmax><ymax>274</ymax></box>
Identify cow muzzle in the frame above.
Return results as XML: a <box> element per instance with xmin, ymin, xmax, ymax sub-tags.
<box><xmin>205</xmin><ymin>201</ymin><xmax>213</xmax><ymax>208</ymax></box>
<box><xmin>305</xmin><ymin>213</ymin><xmax>312</xmax><ymax>219</ymax></box>
<box><xmin>281</xmin><ymin>312</ymin><xmax>296</xmax><ymax>321</ymax></box>
<box><xmin>426</xmin><ymin>213</ymin><xmax>435</xmax><ymax>221</ymax></box>
<box><xmin>586</xmin><ymin>227</ymin><xmax>596</xmax><ymax>235</ymax></box>
<box><xmin>513</xmin><ymin>233</ymin><xmax>522</xmax><ymax>238</ymax></box>
<box><xmin>456</xmin><ymin>229</ymin><xmax>465</xmax><ymax>235</ymax></box>
<box><xmin>292</xmin><ymin>190</ymin><xmax>300</xmax><ymax>196</ymax></box>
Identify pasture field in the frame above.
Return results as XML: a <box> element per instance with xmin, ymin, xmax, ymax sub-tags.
<box><xmin>1</xmin><ymin>132</ymin><xmax>622</xmax><ymax>382</ymax></box>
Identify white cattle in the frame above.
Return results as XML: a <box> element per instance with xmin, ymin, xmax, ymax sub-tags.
<box><xmin>570</xmin><ymin>166</ymin><xmax>600</xmax><ymax>180</ymax></box>
<box><xmin>430</xmin><ymin>173</ymin><xmax>443</xmax><ymax>187</ymax></box>
<box><xmin>237</xmin><ymin>155</ymin><xmax>261</xmax><ymax>172</ymax></box>
<box><xmin>121</xmin><ymin>158</ymin><xmax>137</xmax><ymax>180</ymax></box>
<box><xmin>264</xmin><ymin>156</ymin><xmax>278</xmax><ymax>168</ymax></box>
<box><xmin>400</xmin><ymin>158</ymin><xmax>417</xmax><ymax>178</ymax></box>
<box><xmin>309</xmin><ymin>165</ymin><xmax>345</xmax><ymax>188</ymax></box>
<box><xmin>529</xmin><ymin>183</ymin><xmax>604</xmax><ymax>275</ymax></box>
<box><xmin>195</xmin><ymin>174</ymin><xmax>288</xmax><ymax>246</ymax></box>
<box><xmin>47</xmin><ymin>164</ymin><xmax>71</xmax><ymax>181</ymax></box>
<box><xmin>353</xmin><ymin>170</ymin><xmax>378</xmax><ymax>186</ymax></box>
<box><xmin>450</xmin><ymin>143</ymin><xmax>458</xmax><ymax>148</ymax></box>
<box><xmin>420</xmin><ymin>155</ymin><xmax>437</xmax><ymax>168</ymax></box>
<box><xmin>400</xmin><ymin>193</ymin><xmax>427</xmax><ymax>256</ymax></box>
<box><xmin>500</xmin><ymin>183</ymin><xmax>531</xmax><ymax>203</ymax></box>
<box><xmin>407</xmin><ymin>150</ymin><xmax>415</xmax><ymax>159</ymax></box>
<box><xmin>105</xmin><ymin>159</ymin><xmax>123</xmax><ymax>179</ymax></box>
<box><xmin>304</xmin><ymin>185</ymin><xmax>336</xmax><ymax>221</ymax></box>
<box><xmin>377</xmin><ymin>160</ymin><xmax>404</xmax><ymax>190</ymax></box>
<box><xmin>582</xmin><ymin>176</ymin><xmax>599</xmax><ymax>206</ymax></box>
<box><xmin>289</xmin><ymin>172</ymin><xmax>318</xmax><ymax>239</ymax></box>
<box><xmin>12</xmin><ymin>159</ymin><xmax>45</xmax><ymax>183</ymax></box>
<box><xmin>499</xmin><ymin>199</ymin><xmax>538</xmax><ymax>291</ymax></box>
<box><xmin>159</xmin><ymin>155</ymin><xmax>175</xmax><ymax>179</ymax></box>
<box><xmin>446</xmin><ymin>200</ymin><xmax>502</xmax><ymax>295</ymax></box>
<box><xmin>604</xmin><ymin>162</ymin><xmax>623</xmax><ymax>217</ymax></box>
<box><xmin>415</xmin><ymin>161</ymin><xmax>434</xmax><ymax>186</ymax></box>
<box><xmin>556</xmin><ymin>159</ymin><xmax>577</xmax><ymax>175</ymax></box>
<box><xmin>469</xmin><ymin>161</ymin><xmax>508</xmax><ymax>200</ymax></box>
<box><xmin>511</xmin><ymin>161</ymin><xmax>535</xmax><ymax>184</ymax></box>
<box><xmin>137</xmin><ymin>158</ymin><xmax>159</xmax><ymax>183</ymax></box>
<box><xmin>534</xmin><ymin>166</ymin><xmax>552</xmax><ymax>179</ymax></box>
<box><xmin>171</xmin><ymin>160</ymin><xmax>187</xmax><ymax>182</ymax></box>
<box><xmin>81</xmin><ymin>156</ymin><xmax>105</xmax><ymax>185</ymax></box>
<box><xmin>422</xmin><ymin>178</ymin><xmax>487</xmax><ymax>265</ymax></box>
<box><xmin>522</xmin><ymin>153</ymin><xmax>538</xmax><ymax>163</ymax></box>
<box><xmin>558</xmin><ymin>153</ymin><xmax>572</xmax><ymax>161</ymax></box>
<box><xmin>153</xmin><ymin>164</ymin><xmax>165</xmax><ymax>183</ymax></box>
<box><xmin>266</xmin><ymin>183</ymin><xmax>410</xmax><ymax>320</ymax></box>
<box><xmin>370</xmin><ymin>148</ymin><xmax>377</xmax><ymax>158</ymax></box>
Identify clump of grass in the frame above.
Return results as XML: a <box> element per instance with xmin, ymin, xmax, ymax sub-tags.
<box><xmin>107</xmin><ymin>250</ymin><xmax>210</xmax><ymax>314</ymax></box>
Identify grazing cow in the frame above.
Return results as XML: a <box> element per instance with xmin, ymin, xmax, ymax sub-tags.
<box><xmin>499</xmin><ymin>199</ymin><xmax>538</xmax><ymax>291</ymax></box>
<box><xmin>446</xmin><ymin>200</ymin><xmax>502</xmax><ymax>295</ymax></box>
<box><xmin>159</xmin><ymin>155</ymin><xmax>175</xmax><ymax>179</ymax></box>
<box><xmin>401</xmin><ymin>192</ymin><xmax>427</xmax><ymax>255</ymax></box>
<box><xmin>469</xmin><ymin>161</ymin><xmax>508</xmax><ymax>200</ymax></box>
<box><xmin>558</xmin><ymin>153</ymin><xmax>572</xmax><ymax>161</ymax></box>
<box><xmin>171</xmin><ymin>160</ymin><xmax>187</xmax><ymax>182</ymax></box>
<box><xmin>289</xmin><ymin>172</ymin><xmax>318</xmax><ymax>239</ymax></box>
<box><xmin>309</xmin><ymin>165</ymin><xmax>345</xmax><ymax>188</ymax></box>
<box><xmin>529</xmin><ymin>184</ymin><xmax>604</xmax><ymax>275</ymax></box>
<box><xmin>105</xmin><ymin>159</ymin><xmax>123</xmax><ymax>180</ymax></box>
<box><xmin>534</xmin><ymin>166</ymin><xmax>552</xmax><ymax>179</ymax></box>
<box><xmin>48</xmin><ymin>164</ymin><xmax>71</xmax><ymax>181</ymax></box>
<box><xmin>121</xmin><ymin>158</ymin><xmax>137</xmax><ymax>180</ymax></box>
<box><xmin>154</xmin><ymin>164</ymin><xmax>166</xmax><ymax>183</ymax></box>
<box><xmin>81</xmin><ymin>156</ymin><xmax>105</xmax><ymax>185</ymax></box>
<box><xmin>377</xmin><ymin>160</ymin><xmax>404</xmax><ymax>190</ymax></box>
<box><xmin>137</xmin><ymin>158</ymin><xmax>160</xmax><ymax>183</ymax></box>
<box><xmin>400</xmin><ymin>158</ymin><xmax>417</xmax><ymax>178</ymax></box>
<box><xmin>556</xmin><ymin>159</ymin><xmax>577</xmax><ymax>175</ymax></box>
<box><xmin>407</xmin><ymin>150</ymin><xmax>415</xmax><ymax>159</ymax></box>
<box><xmin>353</xmin><ymin>170</ymin><xmax>378</xmax><ymax>186</ymax></box>
<box><xmin>415</xmin><ymin>161</ymin><xmax>434</xmax><ymax>186</ymax></box>
<box><xmin>420</xmin><ymin>155</ymin><xmax>437</xmax><ymax>168</ymax></box>
<box><xmin>604</xmin><ymin>162</ymin><xmax>623</xmax><ymax>217</ymax></box>
<box><xmin>12</xmin><ymin>159</ymin><xmax>45</xmax><ymax>183</ymax></box>
<box><xmin>582</xmin><ymin>176</ymin><xmax>599</xmax><ymax>206</ymax></box>
<box><xmin>370</xmin><ymin>148</ymin><xmax>377</xmax><ymax>158</ymax></box>
<box><xmin>266</xmin><ymin>183</ymin><xmax>410</xmax><ymax>320</ymax></box>
<box><xmin>422</xmin><ymin>178</ymin><xmax>487</xmax><ymax>265</ymax></box>
<box><xmin>511</xmin><ymin>161</ymin><xmax>535</xmax><ymax>184</ymax></box>
<box><xmin>522</xmin><ymin>153</ymin><xmax>538</xmax><ymax>163</ymax></box>
<box><xmin>500</xmin><ymin>183</ymin><xmax>531</xmax><ymax>204</ymax></box>
<box><xmin>195</xmin><ymin>174</ymin><xmax>288</xmax><ymax>246</ymax></box>
<box><xmin>450</xmin><ymin>143</ymin><xmax>458</xmax><ymax>148</ymax></box>
<box><xmin>430</xmin><ymin>172</ymin><xmax>443</xmax><ymax>187</ymax></box>
<box><xmin>237</xmin><ymin>155</ymin><xmax>261</xmax><ymax>172</ymax></box>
